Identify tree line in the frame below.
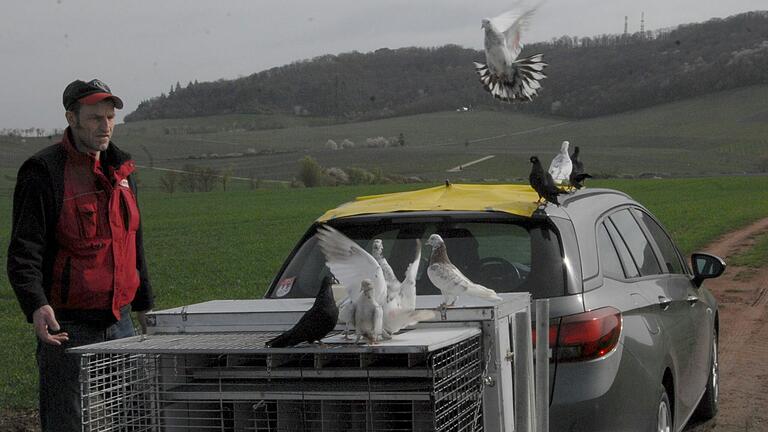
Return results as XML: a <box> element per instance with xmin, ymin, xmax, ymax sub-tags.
<box><xmin>124</xmin><ymin>11</ymin><xmax>768</xmax><ymax>122</ymax></box>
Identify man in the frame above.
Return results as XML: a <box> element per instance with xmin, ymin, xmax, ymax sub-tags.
<box><xmin>7</xmin><ymin>79</ymin><xmax>154</xmax><ymax>432</ymax></box>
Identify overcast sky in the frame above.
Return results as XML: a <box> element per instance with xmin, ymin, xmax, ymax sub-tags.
<box><xmin>1</xmin><ymin>0</ymin><xmax>765</xmax><ymax>131</ymax></box>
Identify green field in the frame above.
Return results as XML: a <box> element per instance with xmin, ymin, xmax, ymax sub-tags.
<box><xmin>2</xmin><ymin>175</ymin><xmax>768</xmax><ymax>409</ymax></box>
<box><xmin>3</xmin><ymin>85</ymin><xmax>768</xmax><ymax>184</ymax></box>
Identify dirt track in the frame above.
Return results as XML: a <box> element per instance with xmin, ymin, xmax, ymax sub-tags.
<box><xmin>685</xmin><ymin>217</ymin><xmax>768</xmax><ymax>432</ymax></box>
<box><xmin>4</xmin><ymin>219</ymin><xmax>768</xmax><ymax>431</ymax></box>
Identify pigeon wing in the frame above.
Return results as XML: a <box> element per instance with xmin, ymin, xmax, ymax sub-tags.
<box><xmin>490</xmin><ymin>4</ymin><xmax>538</xmax><ymax>60</ymax></box>
<box><xmin>548</xmin><ymin>153</ymin><xmax>572</xmax><ymax>184</ymax></box>
<box><xmin>398</xmin><ymin>239</ymin><xmax>422</xmax><ymax>311</ymax></box>
<box><xmin>317</xmin><ymin>225</ymin><xmax>387</xmax><ymax>304</ymax></box>
<box><xmin>428</xmin><ymin>262</ymin><xmax>473</xmax><ymax>297</ymax></box>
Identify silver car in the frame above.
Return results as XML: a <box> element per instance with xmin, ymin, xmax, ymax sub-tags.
<box><xmin>266</xmin><ymin>186</ymin><xmax>724</xmax><ymax>431</ymax></box>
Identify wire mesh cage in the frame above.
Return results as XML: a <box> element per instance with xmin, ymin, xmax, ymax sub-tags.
<box><xmin>77</xmin><ymin>330</ymin><xmax>485</xmax><ymax>432</ymax></box>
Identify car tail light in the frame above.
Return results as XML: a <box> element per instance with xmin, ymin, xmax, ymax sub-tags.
<box><xmin>533</xmin><ymin>307</ymin><xmax>623</xmax><ymax>362</ymax></box>
<box><xmin>554</xmin><ymin>307</ymin><xmax>622</xmax><ymax>362</ymax></box>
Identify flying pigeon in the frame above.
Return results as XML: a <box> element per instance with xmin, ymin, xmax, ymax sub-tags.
<box><xmin>529</xmin><ymin>156</ymin><xmax>564</xmax><ymax>205</ymax></box>
<box><xmin>426</xmin><ymin>234</ymin><xmax>502</xmax><ymax>308</ymax></box>
<box><xmin>265</xmin><ymin>276</ymin><xmax>339</xmax><ymax>347</ymax></box>
<box><xmin>474</xmin><ymin>4</ymin><xmax>548</xmax><ymax>102</ymax></box>
<box><xmin>548</xmin><ymin>141</ymin><xmax>573</xmax><ymax>185</ymax></box>
<box><xmin>355</xmin><ymin>279</ymin><xmax>383</xmax><ymax>344</ymax></box>
<box><xmin>568</xmin><ymin>146</ymin><xmax>593</xmax><ymax>189</ymax></box>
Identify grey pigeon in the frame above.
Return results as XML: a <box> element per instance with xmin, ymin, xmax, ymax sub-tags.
<box><xmin>474</xmin><ymin>4</ymin><xmax>547</xmax><ymax>102</ymax></box>
<box><xmin>426</xmin><ymin>234</ymin><xmax>502</xmax><ymax>308</ymax></box>
<box><xmin>529</xmin><ymin>156</ymin><xmax>564</xmax><ymax>205</ymax></box>
<box><xmin>265</xmin><ymin>276</ymin><xmax>339</xmax><ymax>347</ymax></box>
<box><xmin>568</xmin><ymin>146</ymin><xmax>593</xmax><ymax>189</ymax></box>
<box><xmin>548</xmin><ymin>141</ymin><xmax>573</xmax><ymax>185</ymax></box>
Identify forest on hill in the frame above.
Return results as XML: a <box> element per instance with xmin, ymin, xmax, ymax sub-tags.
<box><xmin>125</xmin><ymin>11</ymin><xmax>768</xmax><ymax>123</ymax></box>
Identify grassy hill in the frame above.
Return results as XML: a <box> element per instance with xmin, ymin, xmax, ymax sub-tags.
<box><xmin>3</xmin><ymin>85</ymin><xmax>767</xmax><ymax>184</ymax></box>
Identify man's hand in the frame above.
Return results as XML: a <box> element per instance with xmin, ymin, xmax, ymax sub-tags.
<box><xmin>135</xmin><ymin>310</ymin><xmax>150</xmax><ymax>334</ymax></box>
<box><xmin>32</xmin><ymin>305</ymin><xmax>69</xmax><ymax>345</ymax></box>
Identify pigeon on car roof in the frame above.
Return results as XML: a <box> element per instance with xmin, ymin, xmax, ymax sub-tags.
<box><xmin>265</xmin><ymin>276</ymin><xmax>339</xmax><ymax>347</ymax></box>
<box><xmin>568</xmin><ymin>146</ymin><xmax>593</xmax><ymax>189</ymax></box>
<box><xmin>529</xmin><ymin>155</ymin><xmax>564</xmax><ymax>205</ymax></box>
<box><xmin>426</xmin><ymin>234</ymin><xmax>502</xmax><ymax>309</ymax></box>
<box><xmin>474</xmin><ymin>3</ymin><xmax>547</xmax><ymax>102</ymax></box>
<box><xmin>548</xmin><ymin>141</ymin><xmax>573</xmax><ymax>185</ymax></box>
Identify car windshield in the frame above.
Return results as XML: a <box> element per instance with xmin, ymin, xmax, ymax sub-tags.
<box><xmin>267</xmin><ymin>213</ymin><xmax>566</xmax><ymax>300</ymax></box>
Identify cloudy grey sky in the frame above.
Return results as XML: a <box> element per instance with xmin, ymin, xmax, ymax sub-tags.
<box><xmin>1</xmin><ymin>0</ymin><xmax>764</xmax><ymax>131</ymax></box>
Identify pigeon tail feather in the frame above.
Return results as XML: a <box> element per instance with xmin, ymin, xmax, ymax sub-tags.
<box><xmin>474</xmin><ymin>54</ymin><xmax>547</xmax><ymax>102</ymax></box>
<box><xmin>384</xmin><ymin>309</ymin><xmax>438</xmax><ymax>334</ymax></box>
<box><xmin>465</xmin><ymin>283</ymin><xmax>503</xmax><ymax>302</ymax></box>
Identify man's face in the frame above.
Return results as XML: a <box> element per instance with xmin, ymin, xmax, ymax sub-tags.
<box><xmin>66</xmin><ymin>100</ymin><xmax>116</xmax><ymax>154</ymax></box>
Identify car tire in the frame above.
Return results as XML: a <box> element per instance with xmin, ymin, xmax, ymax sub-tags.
<box><xmin>657</xmin><ymin>388</ymin><xmax>672</xmax><ymax>432</ymax></box>
<box><xmin>693</xmin><ymin>329</ymin><xmax>719</xmax><ymax>420</ymax></box>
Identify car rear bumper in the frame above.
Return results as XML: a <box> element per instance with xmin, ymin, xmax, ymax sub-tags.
<box><xmin>549</xmin><ymin>342</ymin><xmax>659</xmax><ymax>431</ymax></box>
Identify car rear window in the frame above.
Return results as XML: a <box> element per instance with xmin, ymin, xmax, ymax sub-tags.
<box><xmin>268</xmin><ymin>215</ymin><xmax>567</xmax><ymax>300</ymax></box>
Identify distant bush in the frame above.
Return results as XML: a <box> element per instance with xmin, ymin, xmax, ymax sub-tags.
<box><xmin>341</xmin><ymin>139</ymin><xmax>355</xmax><ymax>149</ymax></box>
<box><xmin>325</xmin><ymin>139</ymin><xmax>338</xmax><ymax>150</ymax></box>
<box><xmin>298</xmin><ymin>156</ymin><xmax>331</xmax><ymax>187</ymax></box>
<box><xmin>346</xmin><ymin>167</ymin><xmax>376</xmax><ymax>185</ymax></box>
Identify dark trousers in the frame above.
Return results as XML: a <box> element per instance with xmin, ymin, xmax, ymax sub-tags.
<box><xmin>36</xmin><ymin>306</ymin><xmax>135</xmax><ymax>432</ymax></box>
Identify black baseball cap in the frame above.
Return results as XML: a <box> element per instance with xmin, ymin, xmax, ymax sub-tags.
<box><xmin>62</xmin><ymin>79</ymin><xmax>124</xmax><ymax>111</ymax></box>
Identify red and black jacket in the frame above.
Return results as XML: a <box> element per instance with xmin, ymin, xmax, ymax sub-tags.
<box><xmin>7</xmin><ymin>128</ymin><xmax>153</xmax><ymax>324</ymax></box>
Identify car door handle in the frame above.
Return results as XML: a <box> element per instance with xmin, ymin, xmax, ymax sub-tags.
<box><xmin>658</xmin><ymin>296</ymin><xmax>672</xmax><ymax>310</ymax></box>
<box><xmin>686</xmin><ymin>295</ymin><xmax>699</xmax><ymax>306</ymax></box>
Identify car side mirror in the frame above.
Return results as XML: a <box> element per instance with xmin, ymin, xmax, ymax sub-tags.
<box><xmin>691</xmin><ymin>253</ymin><xmax>726</xmax><ymax>287</ymax></box>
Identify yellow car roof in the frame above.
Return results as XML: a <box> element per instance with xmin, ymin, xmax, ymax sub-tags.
<box><xmin>317</xmin><ymin>183</ymin><xmax>540</xmax><ymax>222</ymax></box>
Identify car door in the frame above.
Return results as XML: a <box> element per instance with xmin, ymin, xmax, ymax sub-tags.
<box><xmin>632</xmin><ymin>208</ymin><xmax>714</xmax><ymax>414</ymax></box>
<box><xmin>607</xmin><ymin>209</ymin><xmax>698</xmax><ymax>412</ymax></box>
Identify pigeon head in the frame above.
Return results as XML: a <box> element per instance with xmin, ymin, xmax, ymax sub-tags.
<box><xmin>360</xmin><ymin>279</ymin><xmax>374</xmax><ymax>296</ymax></box>
<box><xmin>560</xmin><ymin>141</ymin><xmax>570</xmax><ymax>152</ymax></box>
<box><xmin>572</xmin><ymin>146</ymin><xmax>580</xmax><ymax>157</ymax></box>
<box><xmin>372</xmin><ymin>239</ymin><xmax>384</xmax><ymax>256</ymax></box>
<box><xmin>426</xmin><ymin>234</ymin><xmax>444</xmax><ymax>249</ymax></box>
<box><xmin>530</xmin><ymin>156</ymin><xmax>540</xmax><ymax>164</ymax></box>
<box><xmin>481</xmin><ymin>18</ymin><xmax>491</xmax><ymax>30</ymax></box>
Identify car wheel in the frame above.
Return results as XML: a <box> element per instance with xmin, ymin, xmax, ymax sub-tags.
<box><xmin>693</xmin><ymin>329</ymin><xmax>719</xmax><ymax>420</ymax></box>
<box><xmin>657</xmin><ymin>388</ymin><xmax>672</xmax><ymax>432</ymax></box>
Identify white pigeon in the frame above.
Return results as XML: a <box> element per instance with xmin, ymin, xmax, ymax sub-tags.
<box><xmin>474</xmin><ymin>3</ymin><xmax>548</xmax><ymax>102</ymax></box>
<box><xmin>371</xmin><ymin>239</ymin><xmax>399</xmax><ymax>301</ymax></box>
<box><xmin>316</xmin><ymin>225</ymin><xmax>387</xmax><ymax>338</ymax></box>
<box><xmin>355</xmin><ymin>279</ymin><xmax>383</xmax><ymax>344</ymax></box>
<box><xmin>426</xmin><ymin>234</ymin><xmax>502</xmax><ymax>307</ymax></box>
<box><xmin>548</xmin><ymin>140</ymin><xmax>573</xmax><ymax>185</ymax></box>
<box><xmin>316</xmin><ymin>225</ymin><xmax>387</xmax><ymax>306</ymax></box>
